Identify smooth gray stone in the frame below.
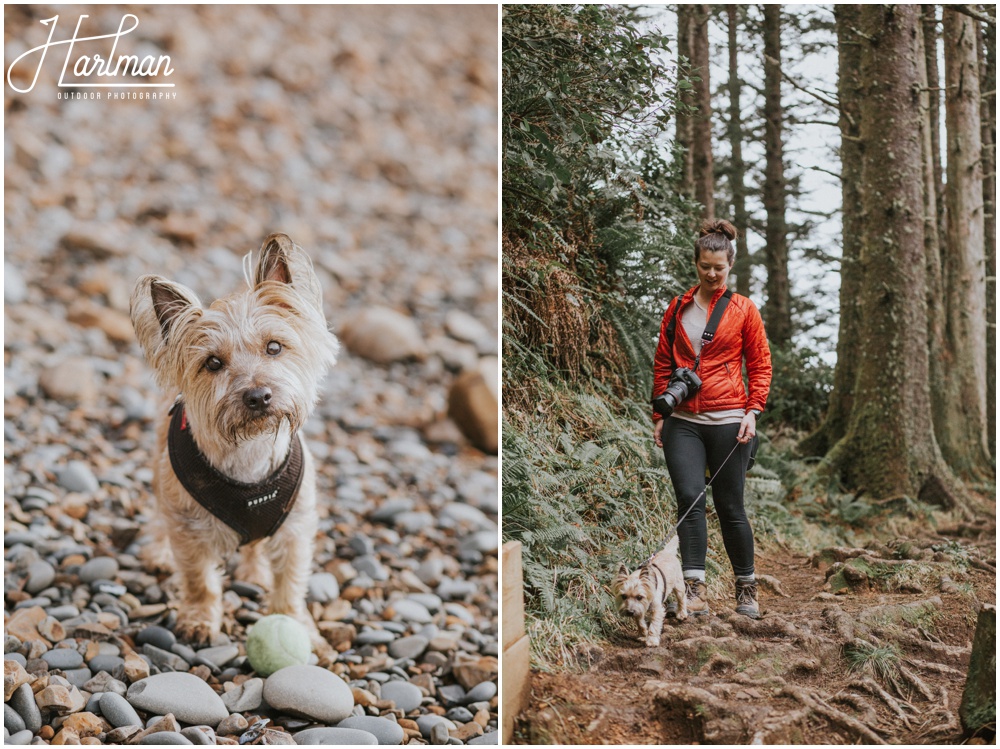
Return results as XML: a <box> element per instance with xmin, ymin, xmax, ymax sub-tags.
<box><xmin>169</xmin><ymin>643</ymin><xmax>198</xmax><ymax>664</ymax></box>
<box><xmin>388</xmin><ymin>599</ymin><xmax>432</xmax><ymax>624</ymax></box>
<box><xmin>394</xmin><ymin>511</ymin><xmax>434</xmax><ymax>534</ymax></box>
<box><xmin>355</xmin><ymin>629</ymin><xmax>395</xmax><ymax>646</ymax></box>
<box><xmin>194</xmin><ymin>645</ymin><xmax>238</xmax><ymax>668</ymax></box>
<box><xmin>380</xmin><ymin>681</ymin><xmax>423</xmax><ymax>713</ymax></box>
<box><xmin>220</xmin><ymin>677</ymin><xmax>263</xmax><ymax>713</ymax></box>
<box><xmin>180</xmin><ymin>727</ymin><xmax>216</xmax><ymax>746</ymax></box>
<box><xmin>47</xmin><ymin>605</ymin><xmax>81</xmax><ymax>620</ymax></box>
<box><xmin>6</xmin><ymin>730</ymin><xmax>32</xmax><ymax>745</ymax></box>
<box><xmin>467</xmin><ymin>732</ymin><xmax>499</xmax><ymax>745</ymax></box>
<box><xmin>389</xmin><ymin>635</ymin><xmax>429</xmax><ymax>661</ymax></box>
<box><xmin>138</xmin><ymin>732</ymin><xmax>193</xmax><ymax>745</ymax></box>
<box><xmin>89</xmin><ymin>654</ymin><xmax>125</xmax><ymax>673</ymax></box>
<box><xmin>136</xmin><ymin>625</ymin><xmax>176</xmax><ymax>651</ymax></box>
<box><xmin>5</xmin><ymin>635</ymin><xmax>22</xmax><ymax>653</ymax></box>
<box><xmin>56</xmin><ymin>461</ymin><xmax>99</xmax><ymax>493</ymax></box>
<box><xmin>79</xmin><ymin>556</ymin><xmax>119</xmax><ymax>583</ymax></box>
<box><xmin>462</xmin><ymin>681</ymin><xmax>497</xmax><ymax>704</ymax></box>
<box><xmin>353</xmin><ymin>555</ymin><xmax>389</xmax><ymax>582</ymax></box>
<box><xmin>41</xmin><ymin>649</ymin><xmax>84</xmax><ymax>670</ymax></box>
<box><xmin>262</xmin><ymin>665</ymin><xmax>354</xmax><ymax>723</ymax></box>
<box><xmin>127</xmin><ymin>673</ymin><xmax>229</xmax><ymax>727</ymax></box>
<box><xmin>416</xmin><ymin>715</ymin><xmax>456</xmax><ymax>740</ymax></box>
<box><xmin>3</xmin><ymin>533</ymin><xmax>39</xmax><ymax>547</ymax></box>
<box><xmin>348</xmin><ymin>534</ymin><xmax>375</xmax><ymax>556</ymax></box>
<box><xmin>4</xmin><ymin>703</ymin><xmax>25</xmax><ymax>733</ymax></box>
<box><xmin>307</xmin><ymin>572</ymin><xmax>340</xmax><ymax>604</ymax></box>
<box><xmin>143</xmin><ymin>643</ymin><xmax>188</xmax><ymax>671</ymax></box>
<box><xmin>337</xmin><ymin>716</ymin><xmax>405</xmax><ymax>745</ymax></box>
<box><xmin>4</xmin><ymin>653</ymin><xmax>27</xmax><ymax>667</ymax></box>
<box><xmin>429</xmin><ymin>722</ymin><xmax>450</xmax><ymax>745</ymax></box>
<box><xmin>63</xmin><ymin>667</ymin><xmax>93</xmax><ymax>688</ymax></box>
<box><xmin>229</xmin><ymin>581</ymin><xmax>265</xmax><ymax>599</ymax></box>
<box><xmin>370</xmin><ymin>498</ymin><xmax>414</xmax><ymax>522</ymax></box>
<box><xmin>407</xmin><ymin>593</ymin><xmax>442</xmax><ymax>614</ymax></box>
<box><xmin>24</xmin><ymin>560</ymin><xmax>55</xmax><ymax>594</ymax></box>
<box><xmin>438</xmin><ymin>684</ymin><xmax>466</xmax><ymax>706</ymax></box>
<box><xmin>86</xmin><ymin>693</ymin><xmax>104</xmax><ymax>714</ymax></box>
<box><xmin>293</xmin><ymin>728</ymin><xmax>378</xmax><ymax>745</ymax></box>
<box><xmin>445</xmin><ymin>707</ymin><xmax>474</xmax><ymax>723</ymax></box>
<box><xmin>14</xmin><ymin>597</ymin><xmax>52</xmax><ymax>610</ymax></box>
<box><xmin>10</xmin><ymin>683</ymin><xmax>41</xmax><ymax>733</ymax></box>
<box><xmin>99</xmin><ymin>691</ymin><xmax>142</xmax><ymax>727</ymax></box>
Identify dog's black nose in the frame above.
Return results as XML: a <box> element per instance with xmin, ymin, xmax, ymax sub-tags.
<box><xmin>243</xmin><ymin>387</ymin><xmax>272</xmax><ymax>411</ymax></box>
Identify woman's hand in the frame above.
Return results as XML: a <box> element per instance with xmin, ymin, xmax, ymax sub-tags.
<box><xmin>654</xmin><ymin>418</ymin><xmax>664</xmax><ymax>448</ymax></box>
<box><xmin>737</xmin><ymin>411</ymin><xmax>756</xmax><ymax>444</ymax></box>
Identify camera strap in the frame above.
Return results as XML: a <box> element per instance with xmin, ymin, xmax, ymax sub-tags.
<box><xmin>665</xmin><ymin>288</ymin><xmax>733</xmax><ymax>371</ymax></box>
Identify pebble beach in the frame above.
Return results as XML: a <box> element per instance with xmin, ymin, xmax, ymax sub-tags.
<box><xmin>4</xmin><ymin>5</ymin><xmax>499</xmax><ymax>745</ymax></box>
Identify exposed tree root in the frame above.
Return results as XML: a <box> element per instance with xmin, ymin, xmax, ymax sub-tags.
<box><xmin>728</xmin><ymin>615</ymin><xmax>804</xmax><ymax>639</ymax></box>
<box><xmin>904</xmin><ymin>656</ymin><xmax>965</xmax><ymax>676</ymax></box>
<box><xmin>781</xmin><ymin>685</ymin><xmax>888</xmax><ymax>745</ymax></box>
<box><xmin>914</xmin><ymin>686</ymin><xmax>962</xmax><ymax>740</ymax></box>
<box><xmin>749</xmin><ymin>707</ymin><xmax>811</xmax><ymax>745</ymax></box>
<box><xmin>830</xmin><ymin>692</ymin><xmax>878</xmax><ymax>725</ymax></box>
<box><xmin>889</xmin><ymin>630</ymin><xmax>971</xmax><ymax>665</ymax></box>
<box><xmin>849</xmin><ymin>677</ymin><xmax>915</xmax><ymax>729</ymax></box>
<box><xmin>857</xmin><ymin>596</ymin><xmax>942</xmax><ymax>625</ymax></box>
<box><xmin>757</xmin><ymin>574</ymin><xmax>791</xmax><ymax>597</ymax></box>
<box><xmin>822</xmin><ymin>605</ymin><xmax>859</xmax><ymax>641</ymax></box>
<box><xmin>897</xmin><ymin>663</ymin><xmax>936</xmax><ymax>702</ymax></box>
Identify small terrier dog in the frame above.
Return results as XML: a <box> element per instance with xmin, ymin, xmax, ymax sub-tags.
<box><xmin>130</xmin><ymin>234</ymin><xmax>339</xmax><ymax>648</ymax></box>
<box><xmin>614</xmin><ymin>534</ymin><xmax>687</xmax><ymax>647</ymax></box>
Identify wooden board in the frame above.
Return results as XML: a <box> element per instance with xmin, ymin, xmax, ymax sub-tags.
<box><xmin>502</xmin><ymin>633</ymin><xmax>531</xmax><ymax>744</ymax></box>
<box><xmin>502</xmin><ymin>541</ymin><xmax>525</xmax><ymax>648</ymax></box>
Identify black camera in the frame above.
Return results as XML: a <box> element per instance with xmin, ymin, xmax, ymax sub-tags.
<box><xmin>652</xmin><ymin>367</ymin><xmax>702</xmax><ymax>417</ymax></box>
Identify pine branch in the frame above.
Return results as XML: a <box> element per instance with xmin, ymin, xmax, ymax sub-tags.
<box><xmin>764</xmin><ymin>54</ymin><xmax>839</xmax><ymax>110</ymax></box>
<box><xmin>806</xmin><ymin>165</ymin><xmax>842</xmax><ymax>180</ymax></box>
<box><xmin>944</xmin><ymin>5</ymin><xmax>996</xmax><ymax>26</ymax></box>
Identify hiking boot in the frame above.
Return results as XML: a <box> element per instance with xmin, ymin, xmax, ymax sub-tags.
<box><xmin>684</xmin><ymin>578</ymin><xmax>710</xmax><ymax>617</ymax></box>
<box><xmin>735</xmin><ymin>578</ymin><xmax>761</xmax><ymax>619</ymax></box>
<box><xmin>665</xmin><ymin>599</ymin><xmax>678</xmax><ymax>619</ymax></box>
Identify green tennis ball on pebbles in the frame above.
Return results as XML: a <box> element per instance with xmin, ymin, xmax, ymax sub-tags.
<box><xmin>246</xmin><ymin>615</ymin><xmax>311</xmax><ymax>677</ymax></box>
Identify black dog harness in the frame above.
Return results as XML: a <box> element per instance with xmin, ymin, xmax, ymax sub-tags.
<box><xmin>167</xmin><ymin>402</ymin><xmax>304</xmax><ymax>545</ymax></box>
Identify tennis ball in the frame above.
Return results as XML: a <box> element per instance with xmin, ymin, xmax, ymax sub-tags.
<box><xmin>246</xmin><ymin>614</ymin><xmax>311</xmax><ymax>676</ymax></box>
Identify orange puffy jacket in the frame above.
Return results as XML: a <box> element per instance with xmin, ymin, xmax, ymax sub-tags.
<box><xmin>652</xmin><ymin>285</ymin><xmax>772</xmax><ymax>421</ymax></box>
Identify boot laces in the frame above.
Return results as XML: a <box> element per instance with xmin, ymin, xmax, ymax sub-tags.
<box><xmin>736</xmin><ymin>581</ymin><xmax>758</xmax><ymax>605</ymax></box>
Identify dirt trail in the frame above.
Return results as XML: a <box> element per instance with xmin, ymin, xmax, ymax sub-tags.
<box><xmin>514</xmin><ymin>521</ymin><xmax>995</xmax><ymax>745</ymax></box>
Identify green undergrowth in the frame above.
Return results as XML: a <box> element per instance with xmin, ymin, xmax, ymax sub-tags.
<box><xmin>503</xmin><ymin>387</ymin><xmax>973</xmax><ymax>670</ymax></box>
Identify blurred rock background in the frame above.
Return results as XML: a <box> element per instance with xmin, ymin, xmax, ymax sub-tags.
<box><xmin>4</xmin><ymin>5</ymin><xmax>498</xmax><ymax>745</ymax></box>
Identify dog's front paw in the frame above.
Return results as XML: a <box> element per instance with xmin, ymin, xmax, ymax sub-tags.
<box><xmin>645</xmin><ymin>635</ymin><xmax>661</xmax><ymax>648</ymax></box>
<box><xmin>174</xmin><ymin>616</ymin><xmax>218</xmax><ymax>647</ymax></box>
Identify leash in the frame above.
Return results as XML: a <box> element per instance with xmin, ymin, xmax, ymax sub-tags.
<box><xmin>642</xmin><ymin>438</ymin><xmax>743</xmax><ymax>567</ymax></box>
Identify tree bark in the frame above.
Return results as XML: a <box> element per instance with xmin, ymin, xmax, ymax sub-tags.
<box><xmin>762</xmin><ymin>4</ymin><xmax>790</xmax><ymax>347</ymax></box>
<box><xmin>676</xmin><ymin>4</ymin><xmax>694</xmax><ymax>203</ymax></box>
<box><xmin>979</xmin><ymin>6</ymin><xmax>996</xmax><ymax>457</ymax></box>
<box><xmin>923</xmin><ymin>7</ymin><xmax>947</xmax><ymax>253</ymax></box>
<box><xmin>800</xmin><ymin>5</ymin><xmax>864</xmax><ymax>457</ymax></box>
<box><xmin>691</xmin><ymin>4</ymin><xmax>715</xmax><ymax>219</ymax></box>
<box><xmin>939</xmin><ymin>7</ymin><xmax>990</xmax><ymax>478</ymax></box>
<box><xmin>726</xmin><ymin>5</ymin><xmax>751</xmax><ymax>297</ymax></box>
<box><xmin>921</xmin><ymin>12</ymin><xmax>948</xmax><ymax>477</ymax></box>
<box><xmin>826</xmin><ymin>5</ymin><xmax>959</xmax><ymax>506</ymax></box>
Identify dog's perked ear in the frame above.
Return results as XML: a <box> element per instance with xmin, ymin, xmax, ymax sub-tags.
<box><xmin>130</xmin><ymin>275</ymin><xmax>203</xmax><ymax>389</ymax></box>
<box><xmin>615</xmin><ymin>563</ymin><xmax>629</xmax><ymax>586</ymax></box>
<box><xmin>253</xmin><ymin>233</ymin><xmax>325</xmax><ymax>315</ymax></box>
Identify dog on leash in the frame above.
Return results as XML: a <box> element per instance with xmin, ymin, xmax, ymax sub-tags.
<box><xmin>614</xmin><ymin>534</ymin><xmax>687</xmax><ymax>647</ymax></box>
<box><xmin>130</xmin><ymin>234</ymin><xmax>339</xmax><ymax>648</ymax></box>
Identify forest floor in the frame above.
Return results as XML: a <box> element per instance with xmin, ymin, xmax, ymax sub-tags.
<box><xmin>513</xmin><ymin>500</ymin><xmax>996</xmax><ymax>745</ymax></box>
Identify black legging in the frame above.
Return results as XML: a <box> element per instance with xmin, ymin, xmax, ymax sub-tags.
<box><xmin>662</xmin><ymin>417</ymin><xmax>755</xmax><ymax>577</ymax></box>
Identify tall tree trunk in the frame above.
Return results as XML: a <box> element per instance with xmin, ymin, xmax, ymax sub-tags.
<box><xmin>826</xmin><ymin>4</ymin><xmax>959</xmax><ymax>507</ymax></box>
<box><xmin>726</xmin><ymin>4</ymin><xmax>751</xmax><ymax>297</ymax></box>
<box><xmin>762</xmin><ymin>4</ymin><xmax>790</xmax><ymax>347</ymax></box>
<box><xmin>676</xmin><ymin>4</ymin><xmax>694</xmax><ymax>202</ymax></box>
<box><xmin>923</xmin><ymin>7</ymin><xmax>947</xmax><ymax>253</ymax></box>
<box><xmin>691</xmin><ymin>4</ymin><xmax>715</xmax><ymax>219</ymax></box>
<box><xmin>979</xmin><ymin>6</ymin><xmax>996</xmax><ymax>457</ymax></box>
<box><xmin>800</xmin><ymin>5</ymin><xmax>863</xmax><ymax>457</ymax></box>
<box><xmin>921</xmin><ymin>11</ymin><xmax>948</xmax><ymax>475</ymax></box>
<box><xmin>939</xmin><ymin>8</ymin><xmax>990</xmax><ymax>478</ymax></box>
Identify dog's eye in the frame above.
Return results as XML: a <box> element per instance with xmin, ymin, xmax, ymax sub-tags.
<box><xmin>266</xmin><ymin>341</ymin><xmax>282</xmax><ymax>356</ymax></box>
<box><xmin>206</xmin><ymin>356</ymin><xmax>224</xmax><ymax>371</ymax></box>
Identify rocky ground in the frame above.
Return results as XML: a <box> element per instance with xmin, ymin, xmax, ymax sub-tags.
<box><xmin>514</xmin><ymin>523</ymin><xmax>996</xmax><ymax>745</ymax></box>
<box><xmin>5</xmin><ymin>5</ymin><xmax>498</xmax><ymax>746</ymax></box>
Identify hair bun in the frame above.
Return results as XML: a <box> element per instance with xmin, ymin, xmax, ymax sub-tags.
<box><xmin>698</xmin><ymin>219</ymin><xmax>738</xmax><ymax>241</ymax></box>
